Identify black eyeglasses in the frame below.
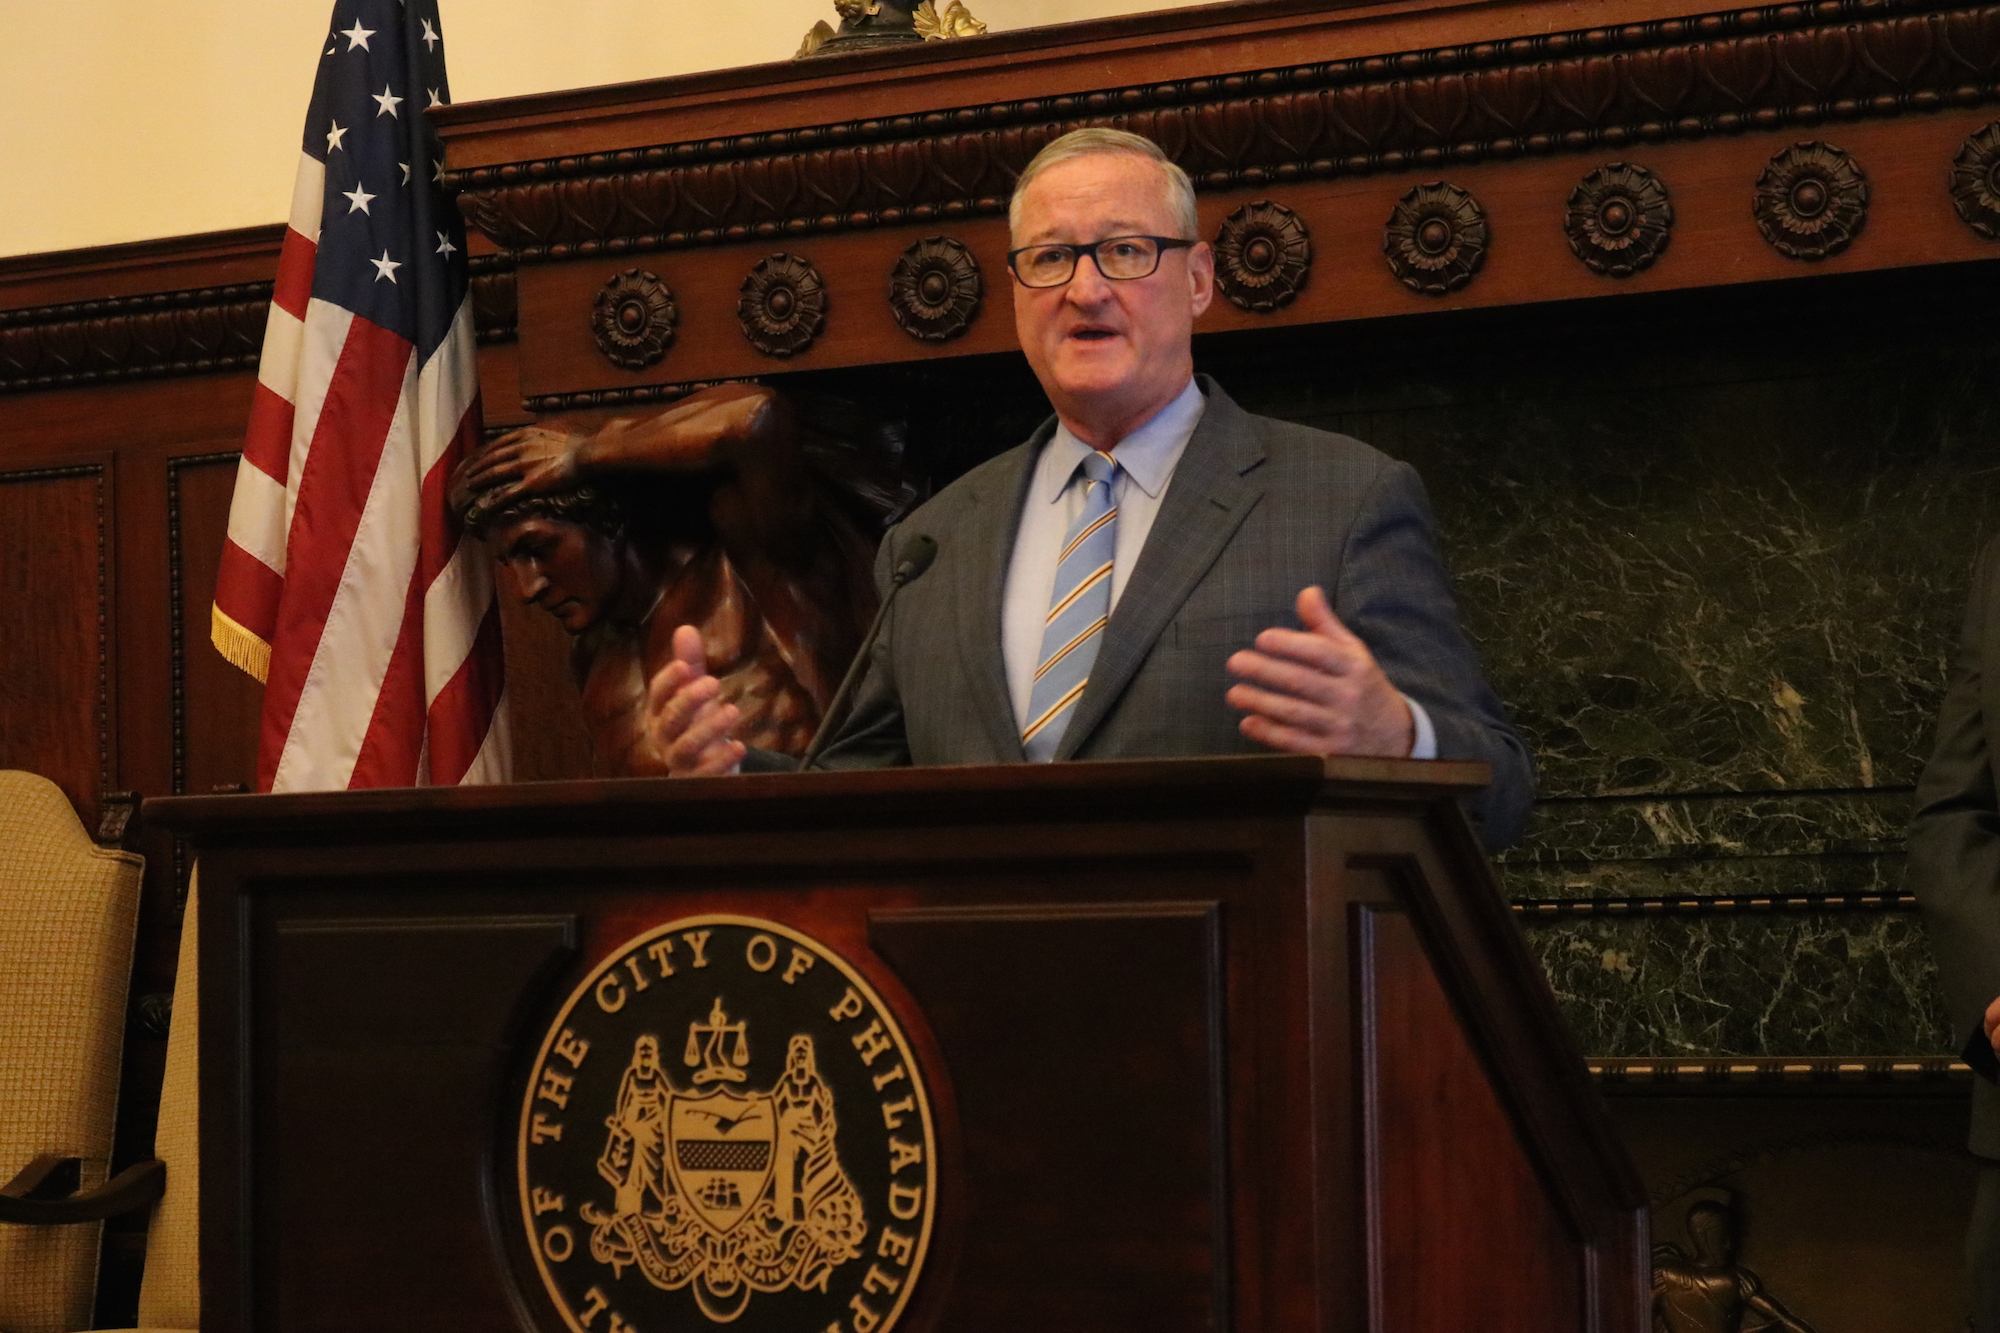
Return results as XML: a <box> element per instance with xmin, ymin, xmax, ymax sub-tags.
<box><xmin>1006</xmin><ymin>235</ymin><xmax>1197</xmax><ymax>288</ymax></box>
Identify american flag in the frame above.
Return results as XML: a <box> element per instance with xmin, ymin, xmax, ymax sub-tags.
<box><xmin>212</xmin><ymin>0</ymin><xmax>508</xmax><ymax>792</ymax></box>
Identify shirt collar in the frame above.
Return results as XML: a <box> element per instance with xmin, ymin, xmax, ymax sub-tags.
<box><xmin>1040</xmin><ymin>378</ymin><xmax>1206</xmax><ymax>503</ymax></box>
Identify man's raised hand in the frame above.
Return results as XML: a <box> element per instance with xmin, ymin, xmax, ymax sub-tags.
<box><xmin>1224</xmin><ymin>585</ymin><xmax>1416</xmax><ymax>759</ymax></box>
<box><xmin>641</xmin><ymin>624</ymin><xmax>746</xmax><ymax>777</ymax></box>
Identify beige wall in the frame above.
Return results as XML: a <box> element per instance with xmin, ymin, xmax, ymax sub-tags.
<box><xmin>0</xmin><ymin>0</ymin><xmax>1179</xmax><ymax>260</ymax></box>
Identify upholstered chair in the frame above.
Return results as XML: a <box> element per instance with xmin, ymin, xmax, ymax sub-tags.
<box><xmin>0</xmin><ymin>772</ymin><xmax>147</xmax><ymax>1333</ymax></box>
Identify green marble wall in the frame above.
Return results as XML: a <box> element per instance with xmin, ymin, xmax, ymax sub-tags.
<box><xmin>835</xmin><ymin>259</ymin><xmax>2000</xmax><ymax>1061</ymax></box>
<box><xmin>1215</xmin><ymin>265</ymin><xmax>2000</xmax><ymax>1059</ymax></box>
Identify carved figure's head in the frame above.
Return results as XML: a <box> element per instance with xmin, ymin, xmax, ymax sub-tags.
<box><xmin>634</xmin><ymin>1034</ymin><xmax>661</xmax><ymax>1075</ymax></box>
<box><xmin>471</xmin><ymin>489</ymin><xmax>633</xmax><ymax>635</ymax></box>
<box><xmin>785</xmin><ymin>1034</ymin><xmax>817</xmax><ymax>1081</ymax></box>
<box><xmin>1685</xmin><ymin>1201</ymin><xmax>1735</xmax><ymax>1267</ymax></box>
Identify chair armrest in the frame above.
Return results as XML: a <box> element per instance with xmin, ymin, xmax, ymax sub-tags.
<box><xmin>0</xmin><ymin>1154</ymin><xmax>164</xmax><ymax>1224</ymax></box>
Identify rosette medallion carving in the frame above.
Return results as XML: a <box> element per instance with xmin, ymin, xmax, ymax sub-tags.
<box><xmin>1383</xmin><ymin>183</ymin><xmax>1488</xmax><ymax>296</ymax></box>
<box><xmin>1214</xmin><ymin>201</ymin><xmax>1312</xmax><ymax>314</ymax></box>
<box><xmin>1950</xmin><ymin>123</ymin><xmax>2000</xmax><ymax>241</ymax></box>
<box><xmin>1565</xmin><ymin>164</ymin><xmax>1674</xmax><ymax>278</ymax></box>
<box><xmin>738</xmin><ymin>254</ymin><xmax>828</xmax><ymax>358</ymax></box>
<box><xmin>589</xmin><ymin>270</ymin><xmax>677</xmax><ymax>371</ymax></box>
<box><xmin>1753</xmin><ymin>142</ymin><xmax>1869</xmax><ymax>261</ymax></box>
<box><xmin>888</xmin><ymin>237</ymin><xmax>982</xmax><ymax>342</ymax></box>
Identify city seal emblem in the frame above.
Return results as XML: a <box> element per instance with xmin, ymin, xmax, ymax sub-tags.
<box><xmin>517</xmin><ymin>916</ymin><xmax>938</xmax><ymax>1332</ymax></box>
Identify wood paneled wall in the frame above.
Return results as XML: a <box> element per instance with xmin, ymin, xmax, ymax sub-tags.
<box><xmin>0</xmin><ymin>225</ymin><xmax>563</xmax><ymax>1320</ymax></box>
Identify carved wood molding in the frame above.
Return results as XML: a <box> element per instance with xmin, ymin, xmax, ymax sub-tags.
<box><xmin>589</xmin><ymin>269</ymin><xmax>677</xmax><ymax>369</ymax></box>
<box><xmin>0</xmin><ymin>285</ymin><xmax>268</xmax><ymax>394</ymax></box>
<box><xmin>1949</xmin><ymin>118</ymin><xmax>2000</xmax><ymax>232</ymax></box>
<box><xmin>1565</xmin><ymin>162</ymin><xmax>1675</xmax><ymax>277</ymax></box>
<box><xmin>888</xmin><ymin>235</ymin><xmax>982</xmax><ymax>340</ymax></box>
<box><xmin>447</xmin><ymin>0</ymin><xmax>2000</xmax><ymax>263</ymax></box>
<box><xmin>1754</xmin><ymin>139</ymin><xmax>1871</xmax><ymax>258</ymax></box>
<box><xmin>468</xmin><ymin>253</ymin><xmax>519</xmax><ymax>344</ymax></box>
<box><xmin>1384</xmin><ymin>182</ymin><xmax>1488</xmax><ymax>295</ymax></box>
<box><xmin>0</xmin><ymin>254</ymin><xmax>516</xmax><ymax>396</ymax></box>
<box><xmin>1214</xmin><ymin>200</ymin><xmax>1312</xmax><ymax>312</ymax></box>
<box><xmin>738</xmin><ymin>253</ymin><xmax>829</xmax><ymax>357</ymax></box>
<box><xmin>523</xmin><ymin>377</ymin><xmax>754</xmax><ymax>415</ymax></box>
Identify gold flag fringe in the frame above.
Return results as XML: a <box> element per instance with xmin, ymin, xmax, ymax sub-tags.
<box><xmin>210</xmin><ymin>605</ymin><xmax>271</xmax><ymax>685</ymax></box>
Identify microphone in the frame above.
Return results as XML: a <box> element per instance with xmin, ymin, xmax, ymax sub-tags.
<box><xmin>800</xmin><ymin>533</ymin><xmax>938</xmax><ymax>770</ymax></box>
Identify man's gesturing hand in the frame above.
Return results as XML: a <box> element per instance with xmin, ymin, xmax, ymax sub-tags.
<box><xmin>1225</xmin><ymin>586</ymin><xmax>1416</xmax><ymax>758</ymax></box>
<box><xmin>640</xmin><ymin>625</ymin><xmax>747</xmax><ymax>777</ymax></box>
<box><xmin>1984</xmin><ymin>993</ymin><xmax>2000</xmax><ymax>1061</ymax></box>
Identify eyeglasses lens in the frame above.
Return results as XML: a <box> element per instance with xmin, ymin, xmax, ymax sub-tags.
<box><xmin>1095</xmin><ymin>237</ymin><xmax>1160</xmax><ymax>279</ymax></box>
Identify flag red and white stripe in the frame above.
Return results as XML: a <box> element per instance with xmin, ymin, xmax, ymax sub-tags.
<box><xmin>212</xmin><ymin>2</ymin><xmax>507</xmax><ymax>792</ymax></box>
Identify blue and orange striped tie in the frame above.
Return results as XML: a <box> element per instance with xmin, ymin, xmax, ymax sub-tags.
<box><xmin>1022</xmin><ymin>451</ymin><xmax>1119</xmax><ymax>762</ymax></box>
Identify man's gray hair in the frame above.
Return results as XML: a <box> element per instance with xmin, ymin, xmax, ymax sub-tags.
<box><xmin>1007</xmin><ymin>128</ymin><xmax>1200</xmax><ymax>242</ymax></box>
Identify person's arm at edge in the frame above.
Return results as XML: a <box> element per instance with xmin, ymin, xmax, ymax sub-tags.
<box><xmin>1909</xmin><ymin>535</ymin><xmax>2000</xmax><ymax>1079</ymax></box>
<box><xmin>1333</xmin><ymin>458</ymin><xmax>1535</xmax><ymax>852</ymax></box>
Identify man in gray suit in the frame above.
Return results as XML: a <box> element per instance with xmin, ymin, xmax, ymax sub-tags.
<box><xmin>645</xmin><ymin>127</ymin><xmax>1532</xmax><ymax>850</ymax></box>
<box><xmin>1910</xmin><ymin>536</ymin><xmax>2000</xmax><ymax>1330</ymax></box>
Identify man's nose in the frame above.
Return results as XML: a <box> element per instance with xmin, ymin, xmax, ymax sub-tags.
<box><xmin>1065</xmin><ymin>251</ymin><xmax>1115</xmax><ymax>306</ymax></box>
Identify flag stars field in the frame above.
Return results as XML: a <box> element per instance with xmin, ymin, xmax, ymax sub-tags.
<box><xmin>370</xmin><ymin>250</ymin><xmax>402</xmax><ymax>283</ymax></box>
<box><xmin>341</xmin><ymin>20</ymin><xmax>374</xmax><ymax>50</ymax></box>
<box><xmin>373</xmin><ymin>85</ymin><xmax>404</xmax><ymax>117</ymax></box>
<box><xmin>343</xmin><ymin>182</ymin><xmax>375</xmax><ymax>214</ymax></box>
<box><xmin>326</xmin><ymin>120</ymin><xmax>348</xmax><ymax>152</ymax></box>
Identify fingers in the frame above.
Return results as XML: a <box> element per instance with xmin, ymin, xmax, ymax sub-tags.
<box><xmin>1227</xmin><ymin>646</ymin><xmax>1351</xmax><ymax>706</ymax></box>
<box><xmin>668</xmin><ymin>702</ymin><xmax>745</xmax><ymax>777</ymax></box>
<box><xmin>672</xmin><ymin>623</ymin><xmax>707</xmax><ymax>674</ymax></box>
<box><xmin>1984</xmin><ymin>993</ymin><xmax>2000</xmax><ymax>1039</ymax></box>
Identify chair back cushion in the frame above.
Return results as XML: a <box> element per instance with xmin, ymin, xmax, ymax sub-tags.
<box><xmin>0</xmin><ymin>772</ymin><xmax>144</xmax><ymax>1333</ymax></box>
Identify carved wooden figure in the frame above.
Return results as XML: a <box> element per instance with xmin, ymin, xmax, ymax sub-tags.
<box><xmin>449</xmin><ymin>384</ymin><xmax>913</xmax><ymax>771</ymax></box>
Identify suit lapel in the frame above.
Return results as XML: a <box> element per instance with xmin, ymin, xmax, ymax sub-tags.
<box><xmin>1056</xmin><ymin>380</ymin><xmax>1267</xmax><ymax>759</ymax></box>
<box><xmin>954</xmin><ymin>433</ymin><xmax>1045</xmax><ymax>762</ymax></box>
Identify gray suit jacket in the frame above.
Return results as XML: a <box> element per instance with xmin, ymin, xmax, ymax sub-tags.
<box><xmin>793</xmin><ymin>377</ymin><xmax>1533</xmax><ymax>848</ymax></box>
<box><xmin>1910</xmin><ymin>534</ymin><xmax>2000</xmax><ymax>1155</ymax></box>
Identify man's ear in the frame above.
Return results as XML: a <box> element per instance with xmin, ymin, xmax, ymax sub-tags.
<box><xmin>1188</xmin><ymin>240</ymin><xmax>1216</xmax><ymax>319</ymax></box>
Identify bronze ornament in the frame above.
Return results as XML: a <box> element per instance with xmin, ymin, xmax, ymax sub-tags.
<box><xmin>1214</xmin><ymin>201</ymin><xmax>1313</xmax><ymax>314</ymax></box>
<box><xmin>738</xmin><ymin>254</ymin><xmax>829</xmax><ymax>358</ymax></box>
<box><xmin>589</xmin><ymin>269</ymin><xmax>677</xmax><ymax>371</ymax></box>
<box><xmin>797</xmin><ymin>0</ymin><xmax>981</xmax><ymax>56</ymax></box>
<box><xmin>1949</xmin><ymin>122</ymin><xmax>2000</xmax><ymax>240</ymax></box>
<box><xmin>913</xmin><ymin>0</ymin><xmax>985</xmax><ymax>39</ymax></box>
<box><xmin>888</xmin><ymin>236</ymin><xmax>982</xmax><ymax>342</ymax></box>
<box><xmin>1753</xmin><ymin>142</ymin><xmax>1869</xmax><ymax>261</ymax></box>
<box><xmin>1565</xmin><ymin>164</ymin><xmax>1674</xmax><ymax>278</ymax></box>
<box><xmin>1383</xmin><ymin>182</ymin><xmax>1488</xmax><ymax>296</ymax></box>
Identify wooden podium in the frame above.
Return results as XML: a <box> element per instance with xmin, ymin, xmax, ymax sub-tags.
<box><xmin>151</xmin><ymin>755</ymin><xmax>1646</xmax><ymax>1333</ymax></box>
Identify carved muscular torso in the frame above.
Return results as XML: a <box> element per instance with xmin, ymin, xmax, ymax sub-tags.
<box><xmin>575</xmin><ymin>539</ymin><xmax>857</xmax><ymax>774</ymax></box>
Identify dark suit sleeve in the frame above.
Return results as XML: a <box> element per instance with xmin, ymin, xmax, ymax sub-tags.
<box><xmin>1909</xmin><ymin>536</ymin><xmax>2000</xmax><ymax>1081</ymax></box>
<box><xmin>806</xmin><ymin>523</ymin><xmax>914</xmax><ymax>770</ymax></box>
<box><xmin>1334</xmin><ymin>459</ymin><xmax>1535</xmax><ymax>851</ymax></box>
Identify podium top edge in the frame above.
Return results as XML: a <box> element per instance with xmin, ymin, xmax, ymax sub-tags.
<box><xmin>145</xmin><ymin>753</ymin><xmax>1493</xmax><ymax>841</ymax></box>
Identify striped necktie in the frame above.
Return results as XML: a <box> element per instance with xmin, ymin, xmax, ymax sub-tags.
<box><xmin>1022</xmin><ymin>451</ymin><xmax>1119</xmax><ymax>762</ymax></box>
